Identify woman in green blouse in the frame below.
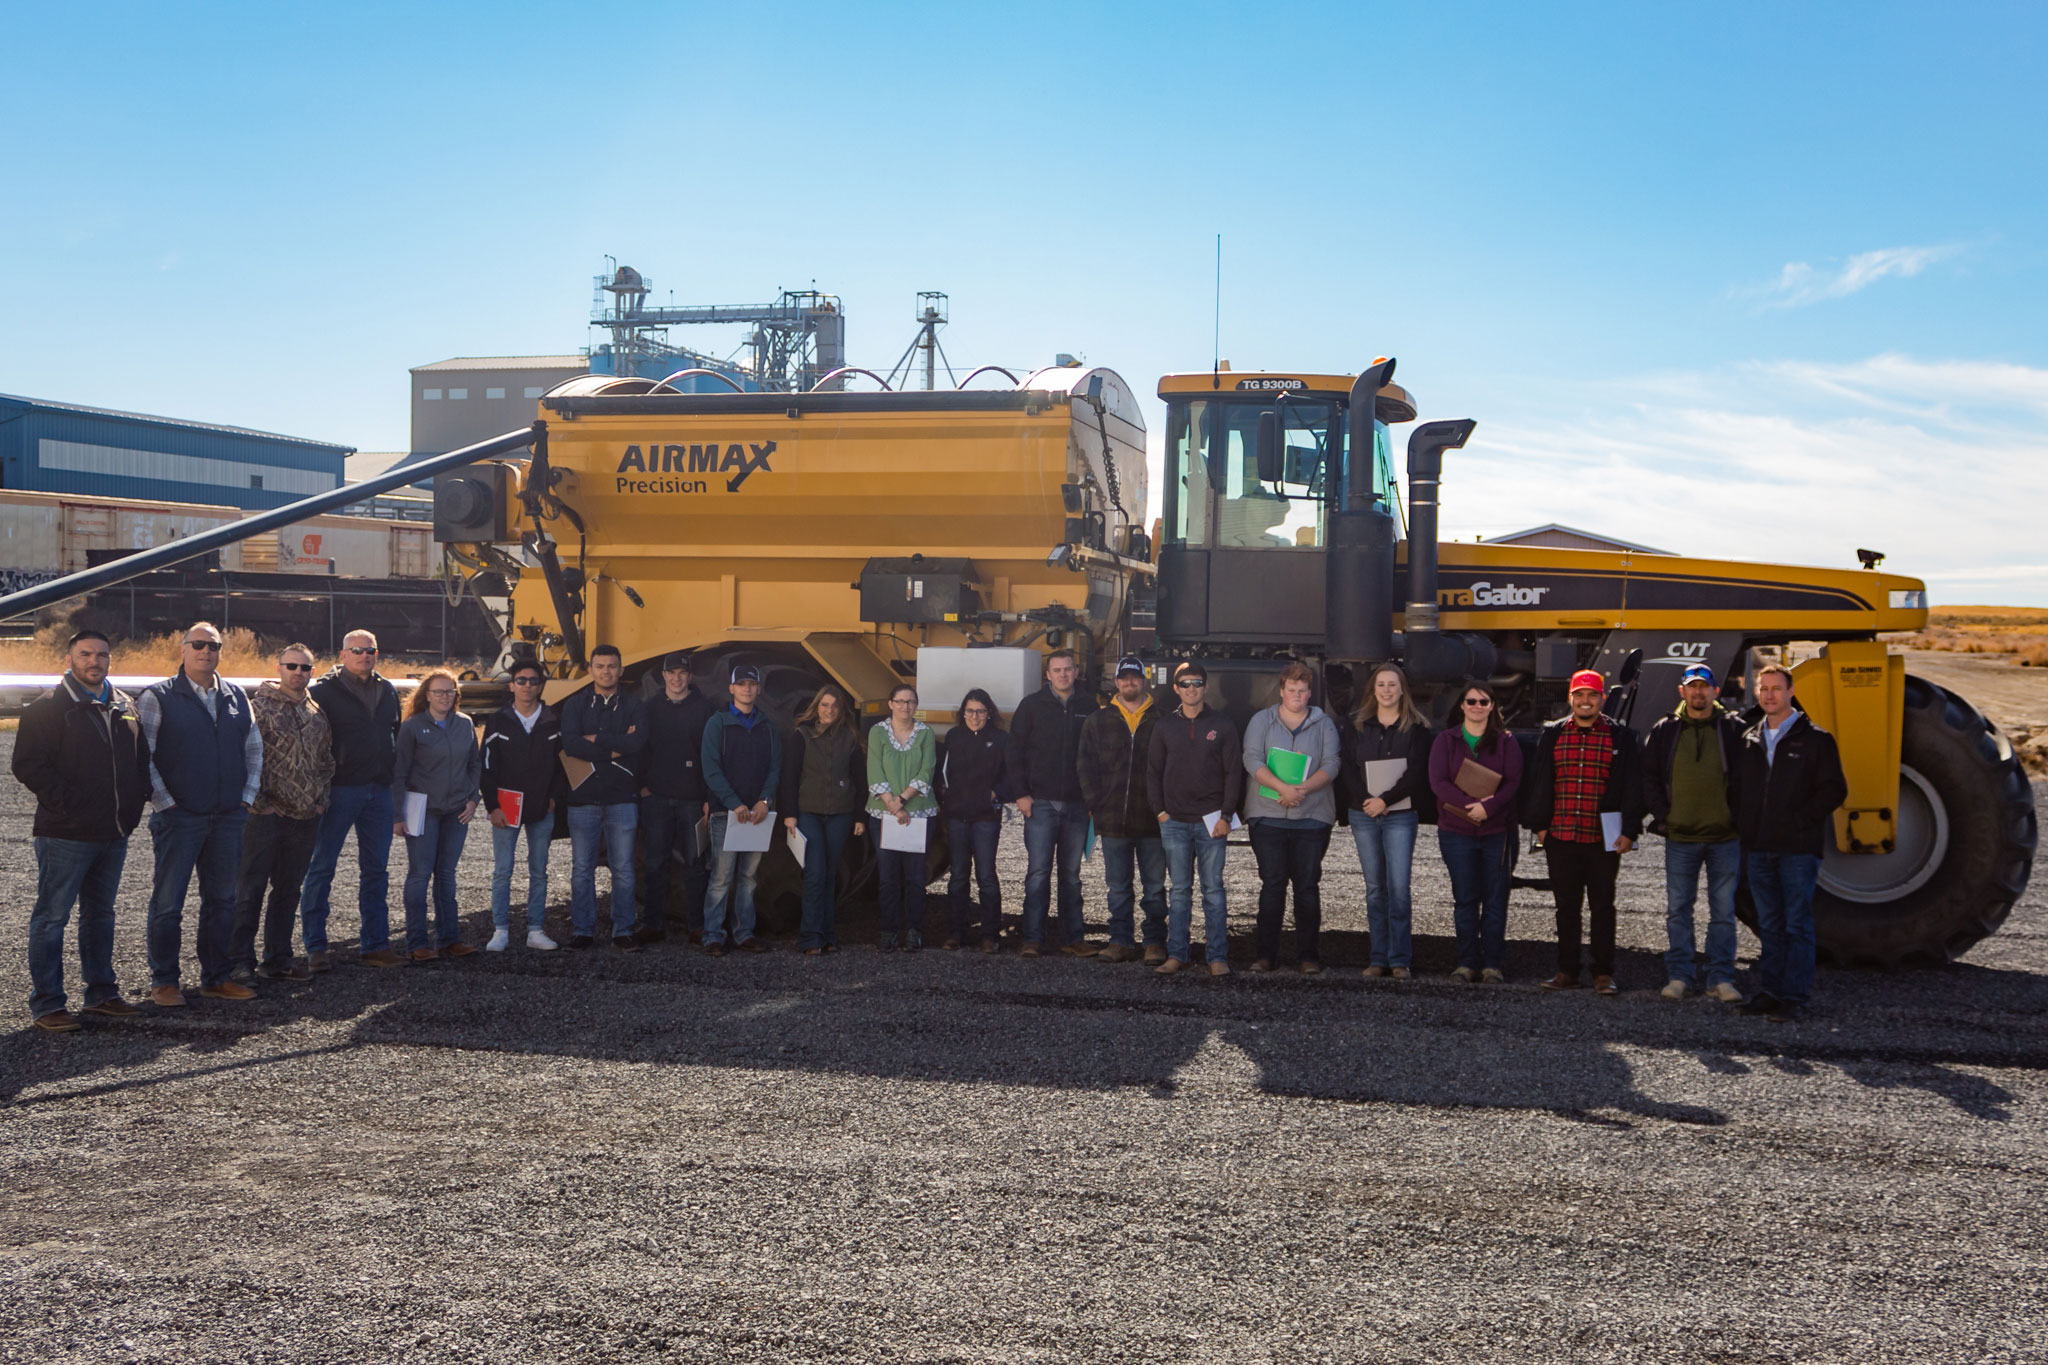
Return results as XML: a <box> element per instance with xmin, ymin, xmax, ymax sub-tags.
<box><xmin>867</xmin><ymin>682</ymin><xmax>937</xmax><ymax>951</ymax></box>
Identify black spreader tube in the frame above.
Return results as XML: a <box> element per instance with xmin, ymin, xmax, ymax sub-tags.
<box><xmin>0</xmin><ymin>424</ymin><xmax>543</xmax><ymax>623</ymax></box>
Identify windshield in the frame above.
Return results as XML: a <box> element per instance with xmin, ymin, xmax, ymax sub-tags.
<box><xmin>1166</xmin><ymin>397</ymin><xmax>1394</xmax><ymax>548</ymax></box>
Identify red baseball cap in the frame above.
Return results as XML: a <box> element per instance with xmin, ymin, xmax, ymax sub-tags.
<box><xmin>1568</xmin><ymin>669</ymin><xmax>1606</xmax><ymax>693</ymax></box>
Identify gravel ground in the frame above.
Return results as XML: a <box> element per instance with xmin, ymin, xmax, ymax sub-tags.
<box><xmin>1</xmin><ymin>729</ymin><xmax>2043</xmax><ymax>1364</ymax></box>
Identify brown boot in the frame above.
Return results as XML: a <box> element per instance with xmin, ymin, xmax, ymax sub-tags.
<box><xmin>150</xmin><ymin>985</ymin><xmax>187</xmax><ymax>1008</ymax></box>
<box><xmin>1541</xmin><ymin>972</ymin><xmax>1580</xmax><ymax>991</ymax></box>
<box><xmin>360</xmin><ymin>949</ymin><xmax>405</xmax><ymax>969</ymax></box>
<box><xmin>1058</xmin><ymin>942</ymin><xmax>1098</xmax><ymax>958</ymax></box>
<box><xmin>409</xmin><ymin>948</ymin><xmax>439</xmax><ymax>964</ymax></box>
<box><xmin>32</xmin><ymin>1010</ymin><xmax>82</xmax><ymax>1032</ymax></box>
<box><xmin>442</xmin><ymin>942</ymin><xmax>477</xmax><ymax>959</ymax></box>
<box><xmin>1142</xmin><ymin>944</ymin><xmax>1168</xmax><ymax>966</ymax></box>
<box><xmin>199</xmin><ymin>980</ymin><xmax>257</xmax><ymax>1001</ymax></box>
<box><xmin>1154</xmin><ymin>957</ymin><xmax>1186</xmax><ymax>975</ymax></box>
<box><xmin>307</xmin><ymin>950</ymin><xmax>333</xmax><ymax>973</ymax></box>
<box><xmin>1095</xmin><ymin>943</ymin><xmax>1136</xmax><ymax>963</ymax></box>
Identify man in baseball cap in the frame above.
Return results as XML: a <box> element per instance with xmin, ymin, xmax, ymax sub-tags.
<box><xmin>1524</xmin><ymin>667</ymin><xmax>1643</xmax><ymax>995</ymax></box>
<box><xmin>1077</xmin><ymin>656</ymin><xmax>1167</xmax><ymax>963</ymax></box>
<box><xmin>1642</xmin><ymin>661</ymin><xmax>1746</xmax><ymax>1002</ymax></box>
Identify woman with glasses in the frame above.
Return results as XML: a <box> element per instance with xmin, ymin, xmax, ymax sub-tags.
<box><xmin>779</xmin><ymin>683</ymin><xmax>867</xmax><ymax>956</ymax></box>
<box><xmin>1342</xmin><ymin>663</ymin><xmax>1434</xmax><ymax>980</ymax></box>
<box><xmin>392</xmin><ymin>669</ymin><xmax>481</xmax><ymax>963</ymax></box>
<box><xmin>1427</xmin><ymin>679</ymin><xmax>1523</xmax><ymax>983</ymax></box>
<box><xmin>867</xmin><ymin>683</ymin><xmax>938</xmax><ymax>951</ymax></box>
<box><xmin>936</xmin><ymin>689</ymin><xmax>1009</xmax><ymax>951</ymax></box>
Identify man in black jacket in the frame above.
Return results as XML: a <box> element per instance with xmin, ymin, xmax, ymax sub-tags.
<box><xmin>1007</xmin><ymin>649</ymin><xmax>1098</xmax><ymax>957</ymax></box>
<box><xmin>558</xmin><ymin>644</ymin><xmax>648</xmax><ymax>951</ymax></box>
<box><xmin>301</xmin><ymin>629</ymin><xmax>406</xmax><ymax>970</ymax></box>
<box><xmin>480</xmin><ymin>658</ymin><xmax>566</xmax><ymax>952</ymax></box>
<box><xmin>1643</xmin><ymin>664</ymin><xmax>1748</xmax><ymax>1003</ymax></box>
<box><xmin>637</xmin><ymin>651</ymin><xmax>715</xmax><ymax>943</ymax></box>
<box><xmin>1077</xmin><ymin>656</ymin><xmax>1165</xmax><ymax>964</ymax></box>
<box><xmin>1147</xmin><ymin>662</ymin><xmax>1243</xmax><ymax>976</ymax></box>
<box><xmin>1524</xmin><ymin>669</ymin><xmax>1644</xmax><ymax>995</ymax></box>
<box><xmin>12</xmin><ymin>630</ymin><xmax>150</xmax><ymax>1030</ymax></box>
<box><xmin>1735</xmin><ymin>664</ymin><xmax>1849</xmax><ymax>1022</ymax></box>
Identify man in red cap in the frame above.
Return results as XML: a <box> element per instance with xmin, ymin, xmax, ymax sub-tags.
<box><xmin>1522</xmin><ymin>669</ymin><xmax>1643</xmax><ymax>994</ymax></box>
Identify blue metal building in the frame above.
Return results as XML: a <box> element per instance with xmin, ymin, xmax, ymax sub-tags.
<box><xmin>0</xmin><ymin>392</ymin><xmax>352</xmax><ymax>511</ymax></box>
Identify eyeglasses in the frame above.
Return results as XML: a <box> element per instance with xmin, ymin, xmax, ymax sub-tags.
<box><xmin>185</xmin><ymin>640</ymin><xmax>222</xmax><ymax>651</ymax></box>
<box><xmin>347</xmin><ymin>646</ymin><xmax>378</xmax><ymax>656</ymax></box>
<box><xmin>1462</xmin><ymin>697</ymin><xmax>1493</xmax><ymax>708</ymax></box>
<box><xmin>427</xmin><ymin>688</ymin><xmax>458</xmax><ymax>699</ymax></box>
<box><xmin>281</xmin><ymin>662</ymin><xmax>313</xmax><ymax>672</ymax></box>
<box><xmin>889</xmin><ymin>697</ymin><xmax>917</xmax><ymax>706</ymax></box>
<box><xmin>962</xmin><ymin>706</ymin><xmax>988</xmax><ymax>716</ymax></box>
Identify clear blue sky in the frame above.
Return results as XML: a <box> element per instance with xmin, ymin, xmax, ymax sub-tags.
<box><xmin>5</xmin><ymin>2</ymin><xmax>2045</xmax><ymax>600</ymax></box>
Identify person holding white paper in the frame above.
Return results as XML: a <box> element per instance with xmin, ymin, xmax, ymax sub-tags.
<box><xmin>867</xmin><ymin>683</ymin><xmax>938</xmax><ymax>952</ymax></box>
<box><xmin>699</xmin><ymin>664</ymin><xmax>781</xmax><ymax>956</ymax></box>
<box><xmin>1240</xmin><ymin>662</ymin><xmax>1341</xmax><ymax>974</ymax></box>
<box><xmin>780</xmin><ymin>684</ymin><xmax>866</xmax><ymax>956</ymax></box>
<box><xmin>479</xmin><ymin>659</ymin><xmax>564</xmax><ymax>952</ymax></box>
<box><xmin>1147</xmin><ymin>662</ymin><xmax>1242</xmax><ymax>976</ymax></box>
<box><xmin>1341</xmin><ymin>662</ymin><xmax>1433</xmax><ymax>980</ymax></box>
<box><xmin>391</xmin><ymin>670</ymin><xmax>480</xmax><ymax>963</ymax></box>
<box><xmin>1522</xmin><ymin>670</ymin><xmax>1644</xmax><ymax>996</ymax></box>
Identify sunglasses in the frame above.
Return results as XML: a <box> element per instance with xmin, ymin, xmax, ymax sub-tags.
<box><xmin>1174</xmin><ymin>679</ymin><xmax>1206</xmax><ymax>689</ymax></box>
<box><xmin>185</xmin><ymin>640</ymin><xmax>222</xmax><ymax>651</ymax></box>
<box><xmin>281</xmin><ymin>661</ymin><xmax>313</xmax><ymax>672</ymax></box>
<box><xmin>347</xmin><ymin>646</ymin><xmax>379</xmax><ymax>656</ymax></box>
<box><xmin>511</xmin><ymin>676</ymin><xmax>543</xmax><ymax>685</ymax></box>
<box><xmin>1462</xmin><ymin>698</ymin><xmax>1493</xmax><ymax>708</ymax></box>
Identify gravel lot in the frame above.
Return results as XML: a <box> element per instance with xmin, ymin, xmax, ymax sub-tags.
<box><xmin>2</xmin><ymin>728</ymin><xmax>2043</xmax><ymax>1364</ymax></box>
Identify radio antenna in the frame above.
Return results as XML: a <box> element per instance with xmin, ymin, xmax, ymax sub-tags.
<box><xmin>1212</xmin><ymin>233</ymin><xmax>1222</xmax><ymax>389</ymax></box>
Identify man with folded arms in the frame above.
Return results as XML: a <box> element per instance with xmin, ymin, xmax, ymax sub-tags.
<box><xmin>14</xmin><ymin>630</ymin><xmax>151</xmax><ymax>1031</ymax></box>
<box><xmin>1643</xmin><ymin>663</ymin><xmax>1747</xmax><ymax>1002</ymax></box>
<box><xmin>231</xmin><ymin>643</ymin><xmax>334</xmax><ymax>982</ymax></box>
<box><xmin>1524</xmin><ymin>669</ymin><xmax>1642</xmax><ymax>996</ymax></box>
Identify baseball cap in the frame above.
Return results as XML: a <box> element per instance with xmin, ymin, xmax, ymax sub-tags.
<box><xmin>1679</xmin><ymin>664</ymin><xmax>1715</xmax><ymax>686</ymax></box>
<box><xmin>1115</xmin><ymin>654</ymin><xmax>1146</xmax><ymax>677</ymax></box>
<box><xmin>662</xmin><ymin>651</ymin><xmax>695</xmax><ymax>672</ymax></box>
<box><xmin>730</xmin><ymin>664</ymin><xmax>762</xmax><ymax>684</ymax></box>
<box><xmin>1568</xmin><ymin>669</ymin><xmax>1606</xmax><ymax>694</ymax></box>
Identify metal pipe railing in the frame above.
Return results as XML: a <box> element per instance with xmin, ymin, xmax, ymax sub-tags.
<box><xmin>0</xmin><ymin>423</ymin><xmax>542</xmax><ymax>622</ymax></box>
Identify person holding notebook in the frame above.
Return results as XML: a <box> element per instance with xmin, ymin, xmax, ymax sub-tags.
<box><xmin>1427</xmin><ymin>678</ymin><xmax>1523</xmax><ymax>984</ymax></box>
<box><xmin>479</xmin><ymin>659</ymin><xmax>564</xmax><ymax>952</ymax></box>
<box><xmin>1239</xmin><ymin>662</ymin><xmax>1341</xmax><ymax>973</ymax></box>
<box><xmin>1342</xmin><ymin>662</ymin><xmax>1434</xmax><ymax>980</ymax></box>
<box><xmin>1522</xmin><ymin>669</ymin><xmax>1644</xmax><ymax>995</ymax></box>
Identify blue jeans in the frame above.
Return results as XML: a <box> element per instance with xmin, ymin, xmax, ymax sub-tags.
<box><xmin>1159</xmin><ymin>818</ymin><xmax>1229</xmax><ymax>964</ymax></box>
<box><xmin>29</xmin><ymin>836</ymin><xmax>128</xmax><ymax>1019</ymax></box>
<box><xmin>946</xmin><ymin>818</ymin><xmax>1002</xmax><ymax>944</ymax></box>
<box><xmin>1438</xmin><ymin>829</ymin><xmax>1510</xmax><ymax>972</ymax></box>
<box><xmin>1666</xmin><ymin>838</ymin><xmax>1742</xmax><ymax>987</ymax></box>
<box><xmin>1350</xmin><ymin>810</ymin><xmax>1419</xmax><ymax>968</ymax></box>
<box><xmin>1748</xmin><ymin>850</ymin><xmax>1820</xmax><ymax>1006</ymax></box>
<box><xmin>703</xmin><ymin>811</ymin><xmax>763</xmax><ymax>946</ymax></box>
<box><xmin>300</xmin><ymin>783</ymin><xmax>395</xmax><ymax>954</ymax></box>
<box><xmin>569</xmin><ymin>802</ymin><xmax>639</xmax><ymax>938</ymax></box>
<box><xmin>1022</xmin><ymin>799</ymin><xmax>1088</xmax><ymax>946</ymax></box>
<box><xmin>798</xmin><ymin>811</ymin><xmax>857</xmax><ymax>949</ymax></box>
<box><xmin>490</xmin><ymin>819</ymin><xmax>551</xmax><ymax>932</ymax></box>
<box><xmin>402</xmin><ymin>810</ymin><xmax>469</xmax><ymax>951</ymax></box>
<box><xmin>1099</xmin><ymin>834</ymin><xmax>1166</xmax><ymax>948</ymax></box>
<box><xmin>640</xmin><ymin>794</ymin><xmax>708</xmax><ymax>936</ymax></box>
<box><xmin>147</xmin><ymin>805</ymin><xmax>247</xmax><ymax>989</ymax></box>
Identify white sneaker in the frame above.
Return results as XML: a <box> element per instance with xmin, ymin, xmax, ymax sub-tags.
<box><xmin>526</xmin><ymin>929</ymin><xmax>559</xmax><ymax>951</ymax></box>
<box><xmin>1660</xmin><ymin>979</ymin><xmax>1688</xmax><ymax>1000</ymax></box>
<box><xmin>1707</xmin><ymin>981</ymin><xmax>1743</xmax><ymax>1004</ymax></box>
<box><xmin>485</xmin><ymin>929</ymin><xmax>510</xmax><ymax>953</ymax></box>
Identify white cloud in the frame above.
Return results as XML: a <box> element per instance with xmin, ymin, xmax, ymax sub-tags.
<box><xmin>1438</xmin><ymin>354</ymin><xmax>2048</xmax><ymax>606</ymax></box>
<box><xmin>1749</xmin><ymin>244</ymin><xmax>1961</xmax><ymax>308</ymax></box>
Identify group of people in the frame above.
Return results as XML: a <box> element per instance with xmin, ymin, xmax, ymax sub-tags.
<box><xmin>17</xmin><ymin>626</ymin><xmax>1847</xmax><ymax>1032</ymax></box>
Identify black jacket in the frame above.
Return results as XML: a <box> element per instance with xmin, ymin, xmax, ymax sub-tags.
<box><xmin>1736</xmin><ymin>710</ymin><xmax>1849</xmax><ymax>856</ymax></box>
<box><xmin>12</xmin><ymin>675</ymin><xmax>151</xmax><ymax>841</ymax></box>
<box><xmin>937</xmin><ymin>725</ymin><xmax>1010</xmax><ymax>823</ymax></box>
<box><xmin>479</xmin><ymin>705</ymin><xmax>567</xmax><ymax>825</ymax></box>
<box><xmin>779</xmin><ymin>723</ymin><xmax>867</xmax><ymax>818</ymax></box>
<box><xmin>1077</xmin><ymin>699</ymin><xmax>1161</xmax><ymax>839</ymax></box>
<box><xmin>1643</xmin><ymin>703</ymin><xmax>1745</xmax><ymax>838</ymax></box>
<box><xmin>1520</xmin><ymin>715</ymin><xmax>1645</xmax><ymax>841</ymax></box>
<box><xmin>1006</xmin><ymin>685</ymin><xmax>1095</xmax><ymax>803</ymax></box>
<box><xmin>310</xmin><ymin>667</ymin><xmax>401</xmax><ymax>788</ymax></box>
<box><xmin>640</xmin><ymin>688</ymin><xmax>717</xmax><ymax>802</ymax></box>
<box><xmin>1339</xmin><ymin>716</ymin><xmax>1435</xmax><ymax>819</ymax></box>
<box><xmin>558</xmin><ymin>688</ymin><xmax>648</xmax><ymax>806</ymax></box>
<box><xmin>1147</xmin><ymin>704</ymin><xmax>1244</xmax><ymax>824</ymax></box>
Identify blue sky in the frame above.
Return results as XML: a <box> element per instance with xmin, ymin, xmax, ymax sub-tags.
<box><xmin>4</xmin><ymin>2</ymin><xmax>2045</xmax><ymax>601</ymax></box>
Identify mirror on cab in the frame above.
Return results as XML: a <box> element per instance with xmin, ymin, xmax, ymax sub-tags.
<box><xmin>1255</xmin><ymin>410</ymin><xmax>1283</xmax><ymax>485</ymax></box>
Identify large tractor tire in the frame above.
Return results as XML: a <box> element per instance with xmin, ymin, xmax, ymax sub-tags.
<box><xmin>1745</xmin><ymin>676</ymin><xmax>2037</xmax><ymax>967</ymax></box>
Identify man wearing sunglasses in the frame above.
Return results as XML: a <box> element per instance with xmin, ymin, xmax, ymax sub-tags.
<box><xmin>230</xmin><ymin>644</ymin><xmax>334</xmax><ymax>983</ymax></box>
<box><xmin>135</xmin><ymin>622</ymin><xmax>264</xmax><ymax>1005</ymax></box>
<box><xmin>301</xmin><ymin>630</ymin><xmax>407</xmax><ymax>970</ymax></box>
<box><xmin>1148</xmin><ymin>661</ymin><xmax>1243</xmax><ymax>976</ymax></box>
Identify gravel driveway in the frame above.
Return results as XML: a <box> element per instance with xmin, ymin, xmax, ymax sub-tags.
<box><xmin>2</xmin><ymin>732</ymin><xmax>2042</xmax><ymax>1364</ymax></box>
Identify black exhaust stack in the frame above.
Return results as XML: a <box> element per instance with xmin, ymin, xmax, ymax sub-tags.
<box><xmin>1401</xmin><ymin>418</ymin><xmax>1491</xmax><ymax>682</ymax></box>
<box><xmin>1324</xmin><ymin>359</ymin><xmax>1400</xmax><ymax>664</ymax></box>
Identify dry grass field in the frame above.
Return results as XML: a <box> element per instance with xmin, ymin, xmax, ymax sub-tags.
<box><xmin>0</xmin><ymin>626</ymin><xmax>466</xmax><ymax>680</ymax></box>
<box><xmin>1893</xmin><ymin>605</ymin><xmax>2048</xmax><ymax>668</ymax></box>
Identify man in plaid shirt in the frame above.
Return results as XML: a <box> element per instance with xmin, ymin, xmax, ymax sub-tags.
<box><xmin>1522</xmin><ymin>669</ymin><xmax>1644</xmax><ymax>994</ymax></box>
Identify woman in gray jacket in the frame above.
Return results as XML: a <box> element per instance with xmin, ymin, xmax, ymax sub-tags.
<box><xmin>1241</xmin><ymin>661</ymin><xmax>1342</xmax><ymax>972</ymax></box>
<box><xmin>392</xmin><ymin>670</ymin><xmax>481</xmax><ymax>962</ymax></box>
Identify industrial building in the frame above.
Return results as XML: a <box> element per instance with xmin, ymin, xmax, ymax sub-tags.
<box><xmin>1482</xmin><ymin>523</ymin><xmax>1673</xmax><ymax>555</ymax></box>
<box><xmin>0</xmin><ymin>392</ymin><xmax>351</xmax><ymax>512</ymax></box>
<box><xmin>409</xmin><ymin>355</ymin><xmax>588</xmax><ymax>460</ymax></box>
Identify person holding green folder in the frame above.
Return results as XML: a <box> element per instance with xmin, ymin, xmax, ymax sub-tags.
<box><xmin>1240</xmin><ymin>661</ymin><xmax>1342</xmax><ymax>973</ymax></box>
